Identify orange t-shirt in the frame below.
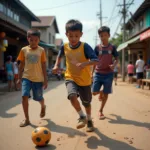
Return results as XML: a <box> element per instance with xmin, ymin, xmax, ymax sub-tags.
<box><xmin>17</xmin><ymin>46</ymin><xmax>46</xmax><ymax>82</ymax></box>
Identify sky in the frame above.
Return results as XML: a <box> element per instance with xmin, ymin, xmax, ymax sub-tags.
<box><xmin>20</xmin><ymin>0</ymin><xmax>143</xmax><ymax>48</ymax></box>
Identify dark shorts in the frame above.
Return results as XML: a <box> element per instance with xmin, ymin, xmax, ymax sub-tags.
<box><xmin>92</xmin><ymin>72</ymin><xmax>113</xmax><ymax>94</ymax></box>
<box><xmin>128</xmin><ymin>73</ymin><xmax>133</xmax><ymax>77</ymax></box>
<box><xmin>65</xmin><ymin>80</ymin><xmax>92</xmax><ymax>107</ymax></box>
<box><xmin>136</xmin><ymin>72</ymin><xmax>143</xmax><ymax>79</ymax></box>
<box><xmin>114</xmin><ymin>72</ymin><xmax>118</xmax><ymax>78</ymax></box>
<box><xmin>22</xmin><ymin>78</ymin><xmax>43</xmax><ymax>101</ymax></box>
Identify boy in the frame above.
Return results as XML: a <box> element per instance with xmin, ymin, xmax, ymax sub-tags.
<box><xmin>52</xmin><ymin>19</ymin><xmax>98</xmax><ymax>132</ymax></box>
<box><xmin>17</xmin><ymin>29</ymin><xmax>47</xmax><ymax>127</ymax></box>
<box><xmin>92</xmin><ymin>26</ymin><xmax>118</xmax><ymax>119</ymax></box>
<box><xmin>135</xmin><ymin>55</ymin><xmax>144</xmax><ymax>88</ymax></box>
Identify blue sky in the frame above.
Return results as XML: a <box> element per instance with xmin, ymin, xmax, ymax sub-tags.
<box><xmin>21</xmin><ymin>0</ymin><xmax>143</xmax><ymax>48</ymax></box>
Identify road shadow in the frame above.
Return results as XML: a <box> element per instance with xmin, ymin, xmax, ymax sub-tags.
<box><xmin>85</xmin><ymin>128</ymin><xmax>137</xmax><ymax>150</ymax></box>
<box><xmin>0</xmin><ymin>81</ymin><xmax>64</xmax><ymax>118</ymax></box>
<box><xmin>30</xmin><ymin>119</ymin><xmax>87</xmax><ymax>138</ymax></box>
<box><xmin>107</xmin><ymin>114</ymin><xmax>150</xmax><ymax>130</ymax></box>
<box><xmin>35</xmin><ymin>144</ymin><xmax>56</xmax><ymax>150</ymax></box>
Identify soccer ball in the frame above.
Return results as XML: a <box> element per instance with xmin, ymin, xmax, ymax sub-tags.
<box><xmin>31</xmin><ymin>127</ymin><xmax>51</xmax><ymax>146</ymax></box>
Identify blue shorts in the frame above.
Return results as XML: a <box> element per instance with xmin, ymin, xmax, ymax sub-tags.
<box><xmin>7</xmin><ymin>72</ymin><xmax>14</xmax><ymax>81</ymax></box>
<box><xmin>92</xmin><ymin>72</ymin><xmax>113</xmax><ymax>94</ymax></box>
<box><xmin>22</xmin><ymin>78</ymin><xmax>43</xmax><ymax>101</ymax></box>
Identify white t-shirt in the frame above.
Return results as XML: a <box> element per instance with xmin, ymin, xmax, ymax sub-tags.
<box><xmin>136</xmin><ymin>59</ymin><xmax>144</xmax><ymax>73</ymax></box>
<box><xmin>13</xmin><ymin>62</ymin><xmax>18</xmax><ymax>74</ymax></box>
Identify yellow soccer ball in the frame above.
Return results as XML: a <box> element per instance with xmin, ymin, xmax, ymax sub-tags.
<box><xmin>31</xmin><ymin>127</ymin><xmax>51</xmax><ymax>146</ymax></box>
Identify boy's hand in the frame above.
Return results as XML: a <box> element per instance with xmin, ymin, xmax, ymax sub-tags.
<box><xmin>76</xmin><ymin>62</ymin><xmax>86</xmax><ymax>69</ymax></box>
<box><xmin>17</xmin><ymin>79</ymin><xmax>21</xmax><ymax>85</ymax></box>
<box><xmin>109</xmin><ymin>64</ymin><xmax>114</xmax><ymax>70</ymax></box>
<box><xmin>52</xmin><ymin>66</ymin><xmax>59</xmax><ymax>74</ymax></box>
<box><xmin>43</xmin><ymin>80</ymin><xmax>48</xmax><ymax>90</ymax></box>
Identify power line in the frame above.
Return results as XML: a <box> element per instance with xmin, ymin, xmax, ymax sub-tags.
<box><xmin>19</xmin><ymin>0</ymin><xmax>88</xmax><ymax>12</ymax></box>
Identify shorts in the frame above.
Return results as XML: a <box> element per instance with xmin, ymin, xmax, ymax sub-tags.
<box><xmin>136</xmin><ymin>72</ymin><xmax>143</xmax><ymax>79</ymax></box>
<box><xmin>22</xmin><ymin>78</ymin><xmax>43</xmax><ymax>101</ymax></box>
<box><xmin>92</xmin><ymin>72</ymin><xmax>113</xmax><ymax>94</ymax></box>
<box><xmin>128</xmin><ymin>73</ymin><xmax>133</xmax><ymax>77</ymax></box>
<box><xmin>14</xmin><ymin>74</ymin><xmax>19</xmax><ymax>79</ymax></box>
<box><xmin>65</xmin><ymin>80</ymin><xmax>92</xmax><ymax>107</ymax></box>
<box><xmin>114</xmin><ymin>72</ymin><xmax>118</xmax><ymax>78</ymax></box>
<box><xmin>7</xmin><ymin>72</ymin><xmax>14</xmax><ymax>81</ymax></box>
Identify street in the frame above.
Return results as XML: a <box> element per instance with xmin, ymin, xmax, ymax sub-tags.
<box><xmin>0</xmin><ymin>80</ymin><xmax>150</xmax><ymax>150</ymax></box>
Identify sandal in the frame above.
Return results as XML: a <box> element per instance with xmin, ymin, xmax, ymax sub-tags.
<box><xmin>40</xmin><ymin>105</ymin><xmax>46</xmax><ymax>118</ymax></box>
<box><xmin>20</xmin><ymin>120</ymin><xmax>30</xmax><ymax>127</ymax></box>
<box><xmin>99</xmin><ymin>112</ymin><xmax>106</xmax><ymax>120</ymax></box>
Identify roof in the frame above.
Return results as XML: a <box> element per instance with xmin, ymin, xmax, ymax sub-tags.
<box><xmin>55</xmin><ymin>39</ymin><xmax>63</xmax><ymax>46</ymax></box>
<box><xmin>32</xmin><ymin>16</ymin><xmax>59</xmax><ymax>33</ymax></box>
<box><xmin>126</xmin><ymin>0</ymin><xmax>150</xmax><ymax>27</ymax></box>
<box><xmin>15</xmin><ymin>0</ymin><xmax>40</xmax><ymax>22</ymax></box>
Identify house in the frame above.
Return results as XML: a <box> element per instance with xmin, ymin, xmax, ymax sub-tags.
<box><xmin>32</xmin><ymin>16</ymin><xmax>59</xmax><ymax>68</ymax></box>
<box><xmin>0</xmin><ymin>0</ymin><xmax>40</xmax><ymax>67</ymax></box>
<box><xmin>117</xmin><ymin>0</ymin><xmax>150</xmax><ymax>65</ymax></box>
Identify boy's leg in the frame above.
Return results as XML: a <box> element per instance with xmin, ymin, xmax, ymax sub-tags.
<box><xmin>99</xmin><ymin>74</ymin><xmax>113</xmax><ymax>119</ymax></box>
<box><xmin>79</xmin><ymin>86</ymin><xmax>94</xmax><ymax>132</ymax></box>
<box><xmin>66</xmin><ymin>81</ymin><xmax>86</xmax><ymax>129</ymax></box>
<box><xmin>32</xmin><ymin>82</ymin><xmax>46</xmax><ymax>118</ymax></box>
<box><xmin>20</xmin><ymin>79</ymin><xmax>31</xmax><ymax>127</ymax></box>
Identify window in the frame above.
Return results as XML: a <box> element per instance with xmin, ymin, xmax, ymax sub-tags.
<box><xmin>14</xmin><ymin>13</ymin><xmax>20</xmax><ymax>22</ymax></box>
<box><xmin>139</xmin><ymin>19</ymin><xmax>144</xmax><ymax>30</ymax></box>
<box><xmin>49</xmin><ymin>33</ymin><xmax>51</xmax><ymax>43</ymax></box>
<box><xmin>7</xmin><ymin>8</ymin><xmax>13</xmax><ymax>18</ymax></box>
<box><xmin>53</xmin><ymin>36</ymin><xmax>55</xmax><ymax>44</ymax></box>
<box><xmin>0</xmin><ymin>3</ymin><xmax>3</xmax><ymax>12</ymax></box>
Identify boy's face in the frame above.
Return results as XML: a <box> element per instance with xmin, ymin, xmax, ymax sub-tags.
<box><xmin>27</xmin><ymin>35</ymin><xmax>39</xmax><ymax>48</ymax></box>
<box><xmin>99</xmin><ymin>32</ymin><xmax>110</xmax><ymax>44</ymax></box>
<box><xmin>66</xmin><ymin>30</ymin><xmax>83</xmax><ymax>47</ymax></box>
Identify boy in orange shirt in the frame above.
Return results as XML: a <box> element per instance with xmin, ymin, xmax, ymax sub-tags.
<box><xmin>17</xmin><ymin>29</ymin><xmax>47</xmax><ymax>127</ymax></box>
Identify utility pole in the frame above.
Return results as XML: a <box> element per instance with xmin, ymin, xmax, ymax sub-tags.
<box><xmin>100</xmin><ymin>0</ymin><xmax>102</xmax><ymax>27</ymax></box>
<box><xmin>122</xmin><ymin>0</ymin><xmax>126</xmax><ymax>82</ymax></box>
<box><xmin>94</xmin><ymin>26</ymin><xmax>99</xmax><ymax>46</ymax></box>
<box><xmin>118</xmin><ymin>0</ymin><xmax>134</xmax><ymax>81</ymax></box>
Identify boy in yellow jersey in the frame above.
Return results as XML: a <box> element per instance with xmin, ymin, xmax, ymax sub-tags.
<box><xmin>17</xmin><ymin>29</ymin><xmax>47</xmax><ymax>127</ymax></box>
<box><xmin>53</xmin><ymin>19</ymin><xmax>98</xmax><ymax>132</ymax></box>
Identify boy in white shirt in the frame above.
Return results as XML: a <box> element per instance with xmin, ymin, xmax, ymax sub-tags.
<box><xmin>135</xmin><ymin>55</ymin><xmax>144</xmax><ymax>88</ymax></box>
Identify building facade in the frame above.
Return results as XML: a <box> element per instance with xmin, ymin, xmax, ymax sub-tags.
<box><xmin>118</xmin><ymin>0</ymin><xmax>150</xmax><ymax>65</ymax></box>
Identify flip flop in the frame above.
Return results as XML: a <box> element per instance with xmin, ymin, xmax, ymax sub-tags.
<box><xmin>99</xmin><ymin>113</ymin><xmax>106</xmax><ymax>120</ymax></box>
<box><xmin>20</xmin><ymin>120</ymin><xmax>30</xmax><ymax>127</ymax></box>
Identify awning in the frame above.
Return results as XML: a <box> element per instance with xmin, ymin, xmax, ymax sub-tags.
<box><xmin>39</xmin><ymin>41</ymin><xmax>56</xmax><ymax>49</ymax></box>
<box><xmin>117</xmin><ymin>35</ymin><xmax>140</xmax><ymax>52</ymax></box>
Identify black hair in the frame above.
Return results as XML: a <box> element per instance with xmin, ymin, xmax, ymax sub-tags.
<box><xmin>6</xmin><ymin>55</ymin><xmax>12</xmax><ymax>61</ymax></box>
<box><xmin>129</xmin><ymin>61</ymin><xmax>132</xmax><ymax>64</ymax></box>
<box><xmin>65</xmin><ymin>19</ymin><xmax>82</xmax><ymax>32</ymax></box>
<box><xmin>13</xmin><ymin>56</ymin><xmax>17</xmax><ymax>62</ymax></box>
<box><xmin>138</xmin><ymin>54</ymin><xmax>143</xmax><ymax>59</ymax></box>
<box><xmin>27</xmin><ymin>28</ymin><xmax>40</xmax><ymax>38</ymax></box>
<box><xmin>98</xmin><ymin>26</ymin><xmax>110</xmax><ymax>35</ymax></box>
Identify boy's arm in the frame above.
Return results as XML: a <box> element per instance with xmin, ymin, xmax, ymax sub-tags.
<box><xmin>18</xmin><ymin>61</ymin><xmax>25</xmax><ymax>81</ymax></box>
<box><xmin>53</xmin><ymin>45</ymin><xmax>64</xmax><ymax>73</ymax></box>
<box><xmin>41</xmin><ymin>50</ymin><xmax>48</xmax><ymax>89</ymax></box>
<box><xmin>77</xmin><ymin>43</ymin><xmax>99</xmax><ymax>69</ymax></box>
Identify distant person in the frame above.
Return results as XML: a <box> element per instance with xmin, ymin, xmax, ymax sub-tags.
<box><xmin>5</xmin><ymin>55</ymin><xmax>14</xmax><ymax>92</ymax></box>
<box><xmin>13</xmin><ymin>56</ymin><xmax>19</xmax><ymax>90</ymax></box>
<box><xmin>127</xmin><ymin>61</ymin><xmax>134</xmax><ymax>84</ymax></box>
<box><xmin>17</xmin><ymin>29</ymin><xmax>47</xmax><ymax>127</ymax></box>
<box><xmin>135</xmin><ymin>55</ymin><xmax>144</xmax><ymax>88</ymax></box>
<box><xmin>113</xmin><ymin>64</ymin><xmax>119</xmax><ymax>85</ymax></box>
